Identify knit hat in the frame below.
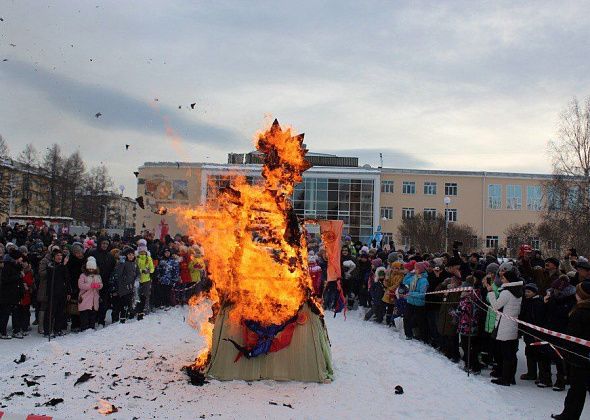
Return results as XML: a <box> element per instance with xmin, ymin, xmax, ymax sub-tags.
<box><xmin>344</xmin><ymin>235</ymin><xmax>352</xmax><ymax>241</ymax></box>
<box><xmin>576</xmin><ymin>260</ymin><xmax>590</xmax><ymax>270</ymax></box>
<box><xmin>375</xmin><ymin>267</ymin><xmax>387</xmax><ymax>277</ymax></box>
<box><xmin>122</xmin><ymin>247</ymin><xmax>135</xmax><ymax>257</ymax></box>
<box><xmin>371</xmin><ymin>258</ymin><xmax>383</xmax><ymax>269</ymax></box>
<box><xmin>545</xmin><ymin>257</ymin><xmax>560</xmax><ymax>268</ymax></box>
<box><xmin>8</xmin><ymin>248</ymin><xmax>23</xmax><ymax>260</ymax></box>
<box><xmin>18</xmin><ymin>245</ymin><xmax>28</xmax><ymax>255</ymax></box>
<box><xmin>71</xmin><ymin>242</ymin><xmax>84</xmax><ymax>254</ymax></box>
<box><xmin>498</xmin><ymin>261</ymin><xmax>514</xmax><ymax>273</ymax></box>
<box><xmin>86</xmin><ymin>256</ymin><xmax>97</xmax><ymax>270</ymax></box>
<box><xmin>138</xmin><ymin>238</ymin><xmax>147</xmax><ymax>247</ymax></box>
<box><xmin>416</xmin><ymin>261</ymin><xmax>430</xmax><ymax>271</ymax></box>
<box><xmin>360</xmin><ymin>246</ymin><xmax>369</xmax><ymax>255</ymax></box>
<box><xmin>576</xmin><ymin>282</ymin><xmax>590</xmax><ymax>301</ymax></box>
<box><xmin>137</xmin><ymin>245</ymin><xmax>148</xmax><ymax>254</ymax></box>
<box><xmin>524</xmin><ymin>283</ymin><xmax>539</xmax><ymax>294</ymax></box>
<box><xmin>387</xmin><ymin>252</ymin><xmax>398</xmax><ymax>263</ymax></box>
<box><xmin>391</xmin><ymin>261</ymin><xmax>403</xmax><ymax>269</ymax></box>
<box><xmin>403</xmin><ymin>260</ymin><xmax>416</xmax><ymax>271</ymax></box>
<box><xmin>6</xmin><ymin>242</ymin><xmax>17</xmax><ymax>252</ymax></box>
<box><xmin>486</xmin><ymin>263</ymin><xmax>500</xmax><ymax>274</ymax></box>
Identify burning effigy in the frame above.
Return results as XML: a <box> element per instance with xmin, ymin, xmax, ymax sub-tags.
<box><xmin>179</xmin><ymin>120</ymin><xmax>334</xmax><ymax>383</ymax></box>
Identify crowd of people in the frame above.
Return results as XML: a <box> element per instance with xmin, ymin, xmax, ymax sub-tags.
<box><xmin>0</xmin><ymin>222</ymin><xmax>206</xmax><ymax>340</ymax></box>
<box><xmin>1</xmin><ymin>222</ymin><xmax>589</xmax><ymax>419</ymax></box>
<box><xmin>309</xmin><ymin>237</ymin><xmax>590</xmax><ymax>420</ymax></box>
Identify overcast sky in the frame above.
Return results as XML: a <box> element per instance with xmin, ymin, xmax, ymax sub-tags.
<box><xmin>2</xmin><ymin>1</ymin><xmax>589</xmax><ymax>194</ymax></box>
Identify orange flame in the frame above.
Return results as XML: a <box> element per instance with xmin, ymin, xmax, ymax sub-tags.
<box><xmin>177</xmin><ymin>119</ymin><xmax>314</xmax><ymax>370</ymax></box>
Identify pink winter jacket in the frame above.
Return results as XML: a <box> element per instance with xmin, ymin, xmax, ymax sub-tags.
<box><xmin>78</xmin><ymin>273</ymin><xmax>103</xmax><ymax>311</ymax></box>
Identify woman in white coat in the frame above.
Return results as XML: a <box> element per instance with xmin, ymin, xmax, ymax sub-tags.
<box><xmin>483</xmin><ymin>268</ymin><xmax>523</xmax><ymax>386</ymax></box>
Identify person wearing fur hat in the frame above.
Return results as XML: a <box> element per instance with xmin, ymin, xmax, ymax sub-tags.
<box><xmin>364</xmin><ymin>266</ymin><xmax>386</xmax><ymax>322</ymax></box>
<box><xmin>518</xmin><ymin>283</ymin><xmax>546</xmax><ymax>381</ymax></box>
<box><xmin>88</xmin><ymin>237</ymin><xmax>116</xmax><ymax>327</ymax></box>
<box><xmin>44</xmin><ymin>248</ymin><xmax>72</xmax><ymax>337</ymax></box>
<box><xmin>402</xmin><ymin>261</ymin><xmax>429</xmax><ymax>341</ymax></box>
<box><xmin>551</xmin><ymin>281</ymin><xmax>590</xmax><ymax>419</ymax></box>
<box><xmin>483</xmin><ymin>266</ymin><xmax>523</xmax><ymax>386</ymax></box>
<box><xmin>538</xmin><ymin>274</ymin><xmax>577</xmax><ymax>390</ymax></box>
<box><xmin>0</xmin><ymin>249</ymin><xmax>25</xmax><ymax>339</ymax></box>
<box><xmin>78</xmin><ymin>257</ymin><xmax>103</xmax><ymax>331</ymax></box>
<box><xmin>110</xmin><ymin>248</ymin><xmax>139</xmax><ymax>323</ymax></box>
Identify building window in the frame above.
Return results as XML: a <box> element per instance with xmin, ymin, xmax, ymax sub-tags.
<box><xmin>527</xmin><ymin>185</ymin><xmax>542</xmax><ymax>211</ymax></box>
<box><xmin>547</xmin><ymin>186</ymin><xmax>562</xmax><ymax>211</ymax></box>
<box><xmin>402</xmin><ymin>181</ymin><xmax>416</xmax><ymax>194</ymax></box>
<box><xmin>547</xmin><ymin>240</ymin><xmax>559</xmax><ymax>251</ymax></box>
<box><xmin>381</xmin><ymin>232</ymin><xmax>393</xmax><ymax>245</ymax></box>
<box><xmin>380</xmin><ymin>206</ymin><xmax>393</xmax><ymax>220</ymax></box>
<box><xmin>488</xmin><ymin>184</ymin><xmax>502</xmax><ymax>209</ymax></box>
<box><xmin>444</xmin><ymin>182</ymin><xmax>458</xmax><ymax>196</ymax></box>
<box><xmin>486</xmin><ymin>236</ymin><xmax>499</xmax><ymax>248</ymax></box>
<box><xmin>423</xmin><ymin>208</ymin><xmax>437</xmax><ymax>220</ymax></box>
<box><xmin>402</xmin><ymin>207</ymin><xmax>415</xmax><ymax>219</ymax></box>
<box><xmin>531</xmin><ymin>237</ymin><xmax>540</xmax><ymax>250</ymax></box>
<box><xmin>568</xmin><ymin>186</ymin><xmax>580</xmax><ymax>209</ymax></box>
<box><xmin>506</xmin><ymin>185</ymin><xmax>522</xmax><ymax>210</ymax></box>
<box><xmin>402</xmin><ymin>235</ymin><xmax>411</xmax><ymax>248</ymax></box>
<box><xmin>423</xmin><ymin>181</ymin><xmax>437</xmax><ymax>195</ymax></box>
<box><xmin>445</xmin><ymin>208</ymin><xmax>457</xmax><ymax>222</ymax></box>
<box><xmin>470</xmin><ymin>235</ymin><xmax>479</xmax><ymax>249</ymax></box>
<box><xmin>381</xmin><ymin>180</ymin><xmax>394</xmax><ymax>193</ymax></box>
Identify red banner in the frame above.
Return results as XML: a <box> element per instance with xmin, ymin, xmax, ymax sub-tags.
<box><xmin>319</xmin><ymin>220</ymin><xmax>343</xmax><ymax>282</ymax></box>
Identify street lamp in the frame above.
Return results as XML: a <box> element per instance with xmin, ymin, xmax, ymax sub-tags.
<box><xmin>444</xmin><ymin>196</ymin><xmax>451</xmax><ymax>253</ymax></box>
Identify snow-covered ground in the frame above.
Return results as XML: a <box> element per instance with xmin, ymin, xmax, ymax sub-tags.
<box><xmin>0</xmin><ymin>307</ymin><xmax>585</xmax><ymax>420</ymax></box>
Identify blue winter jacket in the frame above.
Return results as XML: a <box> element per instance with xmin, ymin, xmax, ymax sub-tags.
<box><xmin>157</xmin><ymin>257</ymin><xmax>180</xmax><ymax>286</ymax></box>
<box><xmin>402</xmin><ymin>271</ymin><xmax>429</xmax><ymax>307</ymax></box>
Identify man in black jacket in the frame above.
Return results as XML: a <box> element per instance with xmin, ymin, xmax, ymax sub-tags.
<box><xmin>552</xmin><ymin>281</ymin><xmax>590</xmax><ymax>420</ymax></box>
<box><xmin>88</xmin><ymin>237</ymin><xmax>116</xmax><ymax>326</ymax></box>
<box><xmin>0</xmin><ymin>249</ymin><xmax>25</xmax><ymax>339</ymax></box>
<box><xmin>44</xmin><ymin>248</ymin><xmax>71</xmax><ymax>337</ymax></box>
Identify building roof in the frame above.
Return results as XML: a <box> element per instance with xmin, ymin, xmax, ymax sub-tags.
<box><xmin>140</xmin><ymin>161</ymin><xmax>553</xmax><ymax>179</ymax></box>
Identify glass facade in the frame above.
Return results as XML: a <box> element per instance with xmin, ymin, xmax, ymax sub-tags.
<box><xmin>293</xmin><ymin>177</ymin><xmax>375</xmax><ymax>243</ymax></box>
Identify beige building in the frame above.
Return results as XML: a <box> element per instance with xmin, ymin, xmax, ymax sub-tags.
<box><xmin>137</xmin><ymin>154</ymin><xmax>553</xmax><ymax>251</ymax></box>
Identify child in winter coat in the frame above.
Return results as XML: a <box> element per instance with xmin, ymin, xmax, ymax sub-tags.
<box><xmin>110</xmin><ymin>247</ymin><xmax>139</xmax><ymax>323</ymax></box>
<box><xmin>156</xmin><ymin>248</ymin><xmax>180</xmax><ymax>308</ymax></box>
<box><xmin>452</xmin><ymin>276</ymin><xmax>483</xmax><ymax>373</ymax></box>
<box><xmin>16</xmin><ymin>260</ymin><xmax>35</xmax><ymax>335</ymax></box>
<box><xmin>364</xmin><ymin>266</ymin><xmax>386</xmax><ymax>322</ymax></box>
<box><xmin>383</xmin><ymin>260</ymin><xmax>404</xmax><ymax>325</ymax></box>
<box><xmin>136</xmin><ymin>245</ymin><xmax>155</xmax><ymax>320</ymax></box>
<box><xmin>308</xmin><ymin>252</ymin><xmax>323</xmax><ymax>297</ymax></box>
<box><xmin>518</xmin><ymin>283</ymin><xmax>546</xmax><ymax>381</ymax></box>
<box><xmin>188</xmin><ymin>246</ymin><xmax>205</xmax><ymax>284</ymax></box>
<box><xmin>390</xmin><ymin>284</ymin><xmax>409</xmax><ymax>328</ymax></box>
<box><xmin>78</xmin><ymin>256</ymin><xmax>103</xmax><ymax>331</ymax></box>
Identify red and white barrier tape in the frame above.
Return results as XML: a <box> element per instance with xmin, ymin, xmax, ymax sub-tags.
<box><xmin>530</xmin><ymin>341</ymin><xmax>564</xmax><ymax>359</ymax></box>
<box><xmin>477</xmin><ymin>292</ymin><xmax>590</xmax><ymax>349</ymax></box>
<box><xmin>424</xmin><ymin>286</ymin><xmax>473</xmax><ymax>295</ymax></box>
<box><xmin>0</xmin><ymin>412</ymin><xmax>54</xmax><ymax>420</ymax></box>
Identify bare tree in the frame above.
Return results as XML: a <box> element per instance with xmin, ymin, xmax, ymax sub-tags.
<box><xmin>16</xmin><ymin>144</ymin><xmax>39</xmax><ymax>215</ymax></box>
<box><xmin>78</xmin><ymin>165</ymin><xmax>114</xmax><ymax>228</ymax></box>
<box><xmin>543</xmin><ymin>96</ymin><xmax>590</xmax><ymax>255</ymax></box>
<box><xmin>397</xmin><ymin>214</ymin><xmax>479</xmax><ymax>253</ymax></box>
<box><xmin>59</xmin><ymin>151</ymin><xmax>86</xmax><ymax>217</ymax></box>
<box><xmin>0</xmin><ymin>135</ymin><xmax>9</xmax><ymax>159</ymax></box>
<box><xmin>41</xmin><ymin>144</ymin><xmax>62</xmax><ymax>216</ymax></box>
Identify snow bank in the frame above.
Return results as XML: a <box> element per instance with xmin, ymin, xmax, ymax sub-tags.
<box><xmin>0</xmin><ymin>308</ymin><xmax>584</xmax><ymax>419</ymax></box>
